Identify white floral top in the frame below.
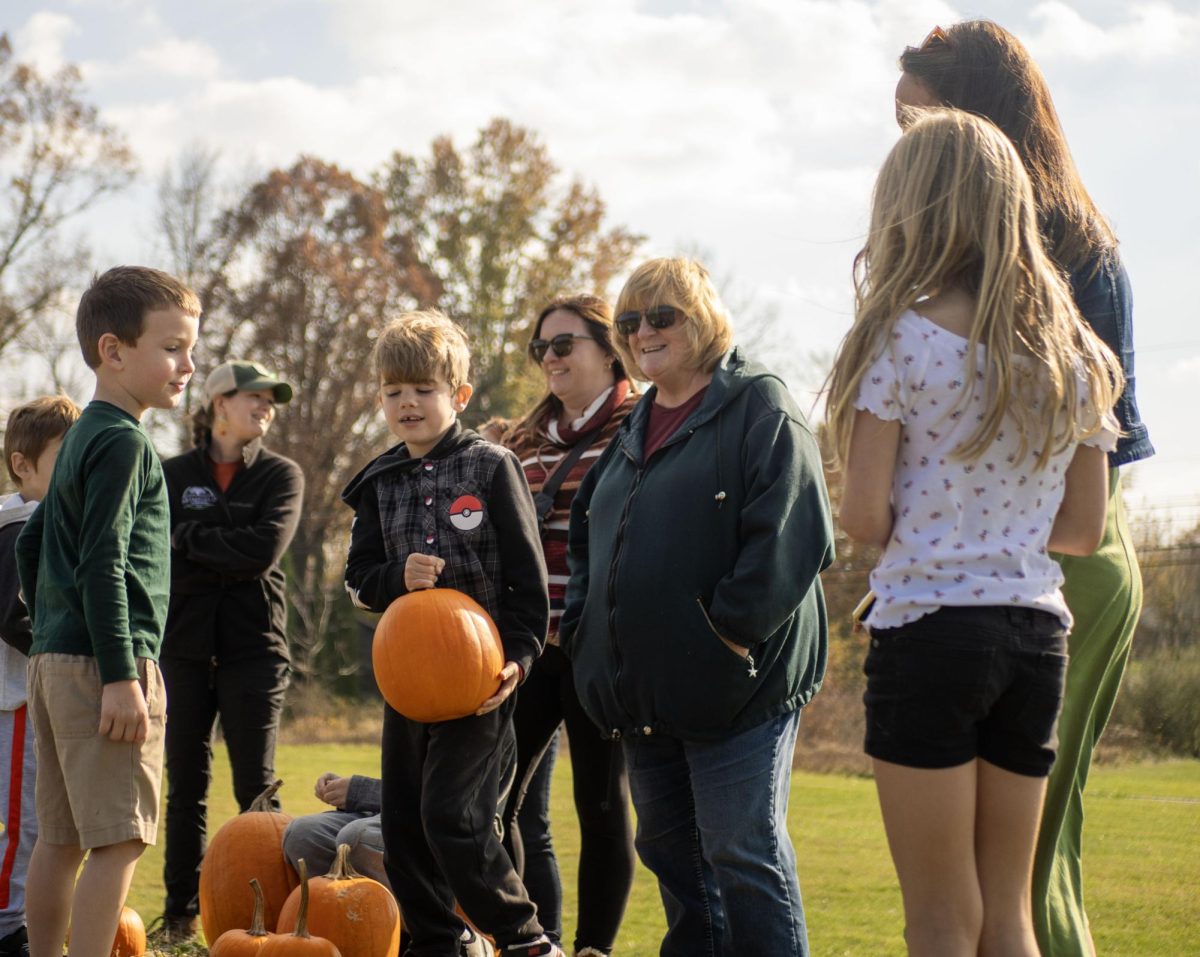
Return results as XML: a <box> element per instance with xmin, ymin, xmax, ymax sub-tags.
<box><xmin>854</xmin><ymin>310</ymin><xmax>1116</xmax><ymax>631</ymax></box>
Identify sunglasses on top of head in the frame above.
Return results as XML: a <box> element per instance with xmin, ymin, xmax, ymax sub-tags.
<box><xmin>615</xmin><ymin>305</ymin><xmax>683</xmax><ymax>338</ymax></box>
<box><xmin>528</xmin><ymin>333</ymin><xmax>597</xmax><ymax>362</ymax></box>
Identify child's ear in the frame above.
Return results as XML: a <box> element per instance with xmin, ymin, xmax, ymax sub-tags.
<box><xmin>9</xmin><ymin>451</ymin><xmax>31</xmax><ymax>484</ymax></box>
<box><xmin>97</xmin><ymin>332</ymin><xmax>125</xmax><ymax>369</ymax></box>
<box><xmin>452</xmin><ymin>383</ymin><xmax>473</xmax><ymax>412</ymax></box>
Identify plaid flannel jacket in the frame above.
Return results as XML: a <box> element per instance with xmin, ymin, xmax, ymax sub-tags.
<box><xmin>342</xmin><ymin>424</ymin><xmax>548</xmax><ymax>677</ymax></box>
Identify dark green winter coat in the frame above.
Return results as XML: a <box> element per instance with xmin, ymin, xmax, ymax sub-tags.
<box><xmin>560</xmin><ymin>348</ymin><xmax>834</xmax><ymax>741</ymax></box>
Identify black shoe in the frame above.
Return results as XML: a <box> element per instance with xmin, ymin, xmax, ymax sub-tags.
<box><xmin>0</xmin><ymin>927</ymin><xmax>29</xmax><ymax>957</ymax></box>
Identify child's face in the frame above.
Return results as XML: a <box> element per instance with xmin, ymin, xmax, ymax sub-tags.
<box><xmin>12</xmin><ymin>435</ymin><xmax>65</xmax><ymax>503</ymax></box>
<box><xmin>100</xmin><ymin>305</ymin><xmax>199</xmax><ymax>417</ymax></box>
<box><xmin>380</xmin><ymin>377</ymin><xmax>472</xmax><ymax>458</ymax></box>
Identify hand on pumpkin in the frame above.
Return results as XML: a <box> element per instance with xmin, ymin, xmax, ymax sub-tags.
<box><xmin>476</xmin><ymin>661</ymin><xmax>521</xmax><ymax>715</ymax></box>
<box><xmin>314</xmin><ymin>772</ymin><xmax>350</xmax><ymax>808</ymax></box>
<box><xmin>405</xmin><ymin>553</ymin><xmax>446</xmax><ymax>591</ymax></box>
<box><xmin>99</xmin><ymin>679</ymin><xmax>150</xmax><ymax>742</ymax></box>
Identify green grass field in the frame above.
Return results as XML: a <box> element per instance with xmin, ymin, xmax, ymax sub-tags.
<box><xmin>128</xmin><ymin>746</ymin><xmax>1199</xmax><ymax>955</ymax></box>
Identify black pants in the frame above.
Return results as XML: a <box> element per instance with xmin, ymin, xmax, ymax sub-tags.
<box><xmin>160</xmin><ymin>654</ymin><xmax>290</xmax><ymax>917</ymax></box>
<box><xmin>502</xmin><ymin>644</ymin><xmax>636</xmax><ymax>955</ymax></box>
<box><xmin>382</xmin><ymin>698</ymin><xmax>540</xmax><ymax>957</ymax></box>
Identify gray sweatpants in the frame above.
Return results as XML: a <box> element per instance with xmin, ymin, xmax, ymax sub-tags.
<box><xmin>282</xmin><ymin>810</ymin><xmax>388</xmax><ymax>888</ymax></box>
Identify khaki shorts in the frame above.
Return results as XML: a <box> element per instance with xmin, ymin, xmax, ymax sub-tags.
<box><xmin>26</xmin><ymin>653</ymin><xmax>166</xmax><ymax>849</ymax></box>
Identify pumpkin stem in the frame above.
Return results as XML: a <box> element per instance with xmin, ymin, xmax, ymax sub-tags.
<box><xmin>249</xmin><ymin>778</ymin><xmax>284</xmax><ymax>813</ymax></box>
<box><xmin>328</xmin><ymin>842</ymin><xmax>363</xmax><ymax>881</ymax></box>
<box><xmin>294</xmin><ymin>858</ymin><xmax>312</xmax><ymax>939</ymax></box>
<box><xmin>247</xmin><ymin>878</ymin><xmax>268</xmax><ymax>937</ymax></box>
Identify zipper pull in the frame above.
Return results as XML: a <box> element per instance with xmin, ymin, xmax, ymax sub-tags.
<box><xmin>746</xmin><ymin>652</ymin><xmax>757</xmax><ymax>678</ymax></box>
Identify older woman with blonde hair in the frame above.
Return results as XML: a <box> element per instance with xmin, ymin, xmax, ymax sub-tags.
<box><xmin>560</xmin><ymin>258</ymin><xmax>834</xmax><ymax>957</ymax></box>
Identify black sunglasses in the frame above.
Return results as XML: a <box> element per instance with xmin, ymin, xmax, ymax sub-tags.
<box><xmin>615</xmin><ymin>305</ymin><xmax>683</xmax><ymax>338</ymax></box>
<box><xmin>528</xmin><ymin>333</ymin><xmax>597</xmax><ymax>362</ymax></box>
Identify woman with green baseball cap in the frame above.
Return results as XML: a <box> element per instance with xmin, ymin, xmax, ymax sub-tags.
<box><xmin>152</xmin><ymin>359</ymin><xmax>305</xmax><ymax>943</ymax></box>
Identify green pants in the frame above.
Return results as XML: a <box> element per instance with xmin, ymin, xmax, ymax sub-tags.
<box><xmin>1033</xmin><ymin>470</ymin><xmax>1142</xmax><ymax>957</ymax></box>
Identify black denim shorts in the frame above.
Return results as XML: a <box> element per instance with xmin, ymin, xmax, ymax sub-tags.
<box><xmin>863</xmin><ymin>605</ymin><xmax>1069</xmax><ymax>777</ymax></box>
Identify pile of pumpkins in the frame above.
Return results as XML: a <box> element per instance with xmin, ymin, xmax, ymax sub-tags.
<box><xmin>200</xmin><ymin>780</ymin><xmax>402</xmax><ymax>957</ymax></box>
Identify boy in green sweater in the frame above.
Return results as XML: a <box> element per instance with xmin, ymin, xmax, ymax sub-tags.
<box><xmin>16</xmin><ymin>266</ymin><xmax>200</xmax><ymax>957</ymax></box>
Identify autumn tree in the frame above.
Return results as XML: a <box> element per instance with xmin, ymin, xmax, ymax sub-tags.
<box><xmin>157</xmin><ymin>143</ymin><xmax>223</xmax><ymax>292</ymax></box>
<box><xmin>0</xmin><ymin>33</ymin><xmax>136</xmax><ymax>357</ymax></box>
<box><xmin>381</xmin><ymin>118</ymin><xmax>642</xmax><ymax>421</ymax></box>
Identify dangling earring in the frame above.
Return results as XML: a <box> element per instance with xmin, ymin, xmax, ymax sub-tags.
<box><xmin>215</xmin><ymin>413</ymin><xmax>229</xmax><ymax>438</ymax></box>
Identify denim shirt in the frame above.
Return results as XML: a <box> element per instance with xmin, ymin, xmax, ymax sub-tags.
<box><xmin>1069</xmin><ymin>250</ymin><xmax>1154</xmax><ymax>467</ymax></box>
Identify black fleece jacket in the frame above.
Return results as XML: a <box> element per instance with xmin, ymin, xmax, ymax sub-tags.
<box><xmin>162</xmin><ymin>440</ymin><xmax>304</xmax><ymax>664</ymax></box>
<box><xmin>561</xmin><ymin>348</ymin><xmax>835</xmax><ymax>740</ymax></box>
<box><xmin>342</xmin><ymin>424</ymin><xmax>548</xmax><ymax>681</ymax></box>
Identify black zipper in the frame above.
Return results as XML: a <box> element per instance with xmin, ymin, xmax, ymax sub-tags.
<box><xmin>605</xmin><ymin>442</ymin><xmax>646</xmax><ymax>729</ymax></box>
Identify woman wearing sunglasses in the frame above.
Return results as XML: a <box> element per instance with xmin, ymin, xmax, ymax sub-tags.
<box><xmin>560</xmin><ymin>258</ymin><xmax>833</xmax><ymax>957</ymax></box>
<box><xmin>896</xmin><ymin>22</ymin><xmax>1153</xmax><ymax>957</ymax></box>
<box><xmin>498</xmin><ymin>294</ymin><xmax>638</xmax><ymax>957</ymax></box>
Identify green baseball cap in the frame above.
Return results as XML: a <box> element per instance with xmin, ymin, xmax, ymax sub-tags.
<box><xmin>204</xmin><ymin>360</ymin><xmax>294</xmax><ymax>403</ymax></box>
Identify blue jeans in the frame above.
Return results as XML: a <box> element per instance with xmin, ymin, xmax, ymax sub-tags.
<box><xmin>623</xmin><ymin>710</ymin><xmax>808</xmax><ymax>957</ymax></box>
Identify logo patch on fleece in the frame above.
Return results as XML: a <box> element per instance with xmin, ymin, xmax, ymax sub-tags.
<box><xmin>181</xmin><ymin>485</ymin><xmax>219</xmax><ymax>510</ymax></box>
<box><xmin>448</xmin><ymin>494</ymin><xmax>484</xmax><ymax>531</ymax></box>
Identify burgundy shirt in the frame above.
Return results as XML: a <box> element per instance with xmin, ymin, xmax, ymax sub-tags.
<box><xmin>644</xmin><ymin>387</ymin><xmax>708</xmax><ymax>460</ymax></box>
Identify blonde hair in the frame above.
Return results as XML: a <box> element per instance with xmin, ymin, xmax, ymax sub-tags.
<box><xmin>5</xmin><ymin>395</ymin><xmax>81</xmax><ymax>486</ymax></box>
<box><xmin>373</xmin><ymin>310</ymin><xmax>471</xmax><ymax>388</ymax></box>
<box><xmin>826</xmin><ymin>109</ymin><xmax>1121</xmax><ymax>469</ymax></box>
<box><xmin>613</xmin><ymin>258</ymin><xmax>732</xmax><ymax>380</ymax></box>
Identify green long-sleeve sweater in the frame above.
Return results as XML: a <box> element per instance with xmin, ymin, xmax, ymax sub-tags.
<box><xmin>16</xmin><ymin>401</ymin><xmax>171</xmax><ymax>683</ymax></box>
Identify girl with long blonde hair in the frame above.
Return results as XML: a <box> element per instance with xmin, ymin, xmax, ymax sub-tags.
<box><xmin>827</xmin><ymin>109</ymin><xmax>1121</xmax><ymax>956</ymax></box>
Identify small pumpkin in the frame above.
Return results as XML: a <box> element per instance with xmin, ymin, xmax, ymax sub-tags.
<box><xmin>261</xmin><ymin>860</ymin><xmax>343</xmax><ymax>957</ymax></box>
<box><xmin>200</xmin><ymin>779</ymin><xmax>299</xmax><ymax>944</ymax></box>
<box><xmin>112</xmin><ymin>906</ymin><xmax>147</xmax><ymax>957</ymax></box>
<box><xmin>373</xmin><ymin>588</ymin><xmax>503</xmax><ymax>722</ymax></box>
<box><xmin>209</xmin><ymin>879</ymin><xmax>276</xmax><ymax>955</ymax></box>
<box><xmin>277</xmin><ymin>844</ymin><xmax>401</xmax><ymax>957</ymax></box>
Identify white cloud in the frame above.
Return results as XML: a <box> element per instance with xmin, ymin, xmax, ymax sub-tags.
<box><xmin>13</xmin><ymin>12</ymin><xmax>78</xmax><ymax>72</ymax></box>
<box><xmin>1027</xmin><ymin>1</ymin><xmax>1200</xmax><ymax>62</ymax></box>
<box><xmin>83</xmin><ymin>37</ymin><xmax>223</xmax><ymax>82</ymax></box>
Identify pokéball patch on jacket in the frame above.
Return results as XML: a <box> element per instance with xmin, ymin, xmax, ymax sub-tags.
<box><xmin>181</xmin><ymin>485</ymin><xmax>219</xmax><ymax>509</ymax></box>
<box><xmin>448</xmin><ymin>494</ymin><xmax>484</xmax><ymax>531</ymax></box>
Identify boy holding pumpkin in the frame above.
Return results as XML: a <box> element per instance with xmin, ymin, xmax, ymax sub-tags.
<box><xmin>342</xmin><ymin>310</ymin><xmax>556</xmax><ymax>957</ymax></box>
<box><xmin>16</xmin><ymin>266</ymin><xmax>200</xmax><ymax>957</ymax></box>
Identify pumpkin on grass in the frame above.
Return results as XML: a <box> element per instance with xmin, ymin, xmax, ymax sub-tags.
<box><xmin>373</xmin><ymin>587</ymin><xmax>504</xmax><ymax>722</ymax></box>
<box><xmin>277</xmin><ymin>844</ymin><xmax>401</xmax><ymax>957</ymax></box>
<box><xmin>111</xmin><ymin>906</ymin><xmax>147</xmax><ymax>957</ymax></box>
<box><xmin>209</xmin><ymin>879</ymin><xmax>276</xmax><ymax>955</ymax></box>
<box><xmin>200</xmin><ymin>779</ymin><xmax>299</xmax><ymax>944</ymax></box>
<box><xmin>261</xmin><ymin>860</ymin><xmax>343</xmax><ymax>957</ymax></box>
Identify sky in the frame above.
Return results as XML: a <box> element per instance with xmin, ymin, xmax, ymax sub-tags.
<box><xmin>3</xmin><ymin>0</ymin><xmax>1199</xmax><ymax>535</ymax></box>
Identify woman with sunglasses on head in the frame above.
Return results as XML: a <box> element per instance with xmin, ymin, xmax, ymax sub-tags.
<box><xmin>155</xmin><ymin>361</ymin><xmax>304</xmax><ymax>942</ymax></box>
<box><xmin>896</xmin><ymin>22</ymin><xmax>1153</xmax><ymax>957</ymax></box>
<box><xmin>499</xmin><ymin>295</ymin><xmax>638</xmax><ymax>957</ymax></box>
<box><xmin>560</xmin><ymin>258</ymin><xmax>834</xmax><ymax>957</ymax></box>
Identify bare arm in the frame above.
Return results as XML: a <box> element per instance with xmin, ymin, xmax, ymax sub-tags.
<box><xmin>1048</xmin><ymin>444</ymin><xmax>1108</xmax><ymax>556</ymax></box>
<box><xmin>839</xmin><ymin>410</ymin><xmax>901</xmax><ymax>548</ymax></box>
